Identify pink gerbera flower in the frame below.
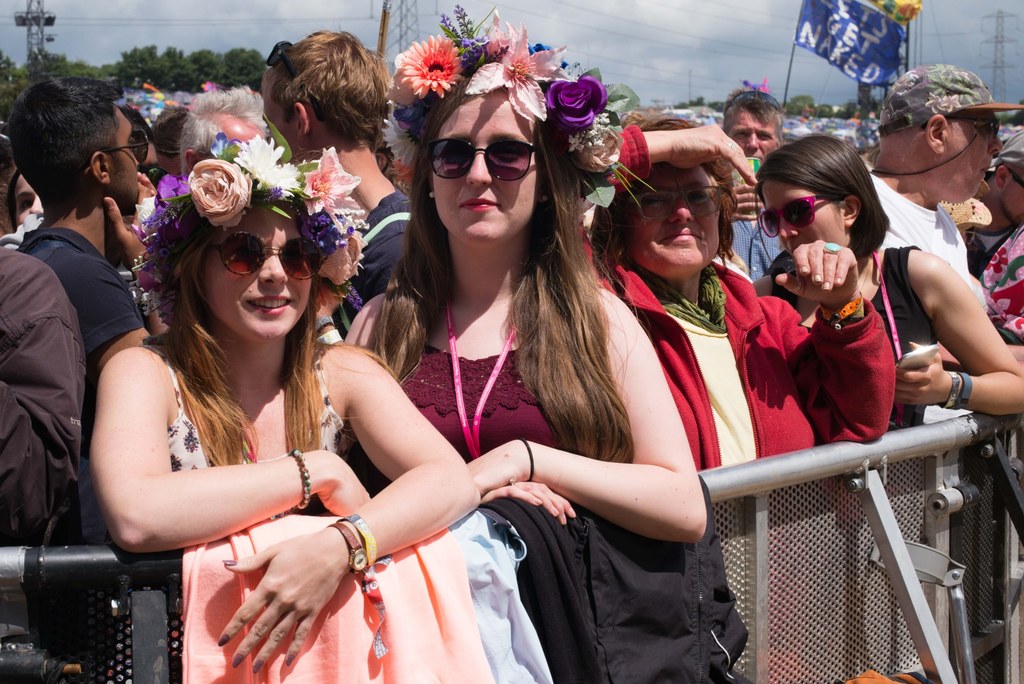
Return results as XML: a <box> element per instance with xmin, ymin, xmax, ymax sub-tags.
<box><xmin>396</xmin><ymin>35</ymin><xmax>463</xmax><ymax>100</ymax></box>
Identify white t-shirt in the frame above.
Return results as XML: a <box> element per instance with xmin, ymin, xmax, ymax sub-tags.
<box><xmin>874</xmin><ymin>174</ymin><xmax>972</xmax><ymax>285</ymax></box>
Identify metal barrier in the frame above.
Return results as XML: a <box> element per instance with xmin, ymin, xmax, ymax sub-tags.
<box><xmin>704</xmin><ymin>412</ymin><xmax>1024</xmax><ymax>684</ymax></box>
<box><xmin>1</xmin><ymin>413</ymin><xmax>1022</xmax><ymax>683</ymax></box>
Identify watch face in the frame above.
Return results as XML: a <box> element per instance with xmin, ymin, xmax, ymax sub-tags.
<box><xmin>351</xmin><ymin>548</ymin><xmax>368</xmax><ymax>572</ymax></box>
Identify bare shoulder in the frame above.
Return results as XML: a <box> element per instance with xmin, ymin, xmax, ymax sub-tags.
<box><xmin>906</xmin><ymin>249</ymin><xmax>972</xmax><ymax>298</ymax></box>
<box><xmin>345</xmin><ymin>293</ymin><xmax>386</xmax><ymax>347</ymax></box>
<box><xmin>320</xmin><ymin>343</ymin><xmax>393</xmax><ymax>379</ymax></box>
<box><xmin>102</xmin><ymin>344</ymin><xmax>170</xmax><ymax>378</ymax></box>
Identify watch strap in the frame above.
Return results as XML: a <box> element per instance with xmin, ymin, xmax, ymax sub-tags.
<box><xmin>330</xmin><ymin>519</ymin><xmax>368</xmax><ymax>573</ymax></box>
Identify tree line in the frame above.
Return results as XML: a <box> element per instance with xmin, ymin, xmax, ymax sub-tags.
<box><xmin>0</xmin><ymin>46</ymin><xmax>266</xmax><ymax>121</ymax></box>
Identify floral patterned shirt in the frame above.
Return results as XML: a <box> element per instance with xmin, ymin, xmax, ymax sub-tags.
<box><xmin>983</xmin><ymin>223</ymin><xmax>1024</xmax><ymax>343</ymax></box>
<box><xmin>147</xmin><ymin>347</ymin><xmax>347</xmax><ymax>470</ymax></box>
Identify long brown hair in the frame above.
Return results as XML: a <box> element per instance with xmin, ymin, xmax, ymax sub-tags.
<box><xmin>163</xmin><ymin>210</ymin><xmax>322</xmax><ymax>467</ymax></box>
<box><xmin>372</xmin><ymin>82</ymin><xmax>634</xmax><ymax>463</ymax></box>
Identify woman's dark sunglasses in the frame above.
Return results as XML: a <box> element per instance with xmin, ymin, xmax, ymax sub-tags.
<box><xmin>214</xmin><ymin>232</ymin><xmax>323</xmax><ymax>279</ymax></box>
<box><xmin>265</xmin><ymin>41</ymin><xmax>326</xmax><ymax>122</ymax></box>
<box><xmin>634</xmin><ymin>186</ymin><xmax>725</xmax><ymax>221</ymax></box>
<box><xmin>428</xmin><ymin>138</ymin><xmax>535</xmax><ymax>181</ymax></box>
<box><xmin>757</xmin><ymin>195</ymin><xmax>832</xmax><ymax>237</ymax></box>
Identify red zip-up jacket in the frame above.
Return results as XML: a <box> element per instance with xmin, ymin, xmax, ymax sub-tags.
<box><xmin>613</xmin><ymin>263</ymin><xmax>895</xmax><ymax>470</ymax></box>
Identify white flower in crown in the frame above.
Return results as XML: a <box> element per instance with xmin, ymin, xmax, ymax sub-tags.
<box><xmin>234</xmin><ymin>137</ymin><xmax>301</xmax><ymax>193</ymax></box>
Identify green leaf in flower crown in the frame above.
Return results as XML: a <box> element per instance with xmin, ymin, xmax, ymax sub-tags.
<box><xmin>582</xmin><ymin>67</ymin><xmax>602</xmax><ymax>81</ymax></box>
<box><xmin>264</xmin><ymin>115</ymin><xmax>293</xmax><ymax>164</ymax></box>
<box><xmin>606</xmin><ymin>84</ymin><xmax>639</xmax><ymax>115</ymax></box>
<box><xmin>585</xmin><ymin>175</ymin><xmax>617</xmax><ymax>208</ymax></box>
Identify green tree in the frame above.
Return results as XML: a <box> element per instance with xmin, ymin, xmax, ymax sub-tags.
<box><xmin>188</xmin><ymin>49</ymin><xmax>224</xmax><ymax>89</ymax></box>
<box><xmin>0</xmin><ymin>50</ymin><xmax>29</xmax><ymax>122</ymax></box>
<box><xmin>158</xmin><ymin>47</ymin><xmax>195</xmax><ymax>91</ymax></box>
<box><xmin>221</xmin><ymin>48</ymin><xmax>265</xmax><ymax>90</ymax></box>
<box><xmin>40</xmin><ymin>52</ymin><xmax>107</xmax><ymax>80</ymax></box>
<box><xmin>834</xmin><ymin>101</ymin><xmax>858</xmax><ymax>119</ymax></box>
<box><xmin>114</xmin><ymin>45</ymin><xmax>161</xmax><ymax>89</ymax></box>
<box><xmin>785</xmin><ymin>94</ymin><xmax>815</xmax><ymax>117</ymax></box>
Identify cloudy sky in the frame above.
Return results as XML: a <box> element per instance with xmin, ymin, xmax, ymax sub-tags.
<box><xmin>1</xmin><ymin>0</ymin><xmax>1020</xmax><ymax>108</ymax></box>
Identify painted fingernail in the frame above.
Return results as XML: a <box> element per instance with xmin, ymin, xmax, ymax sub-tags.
<box><xmin>812</xmin><ymin>274</ymin><xmax>822</xmax><ymax>283</ymax></box>
<box><xmin>217</xmin><ymin>635</ymin><xmax>230</xmax><ymax>647</ymax></box>
<box><xmin>285</xmin><ymin>654</ymin><xmax>295</xmax><ymax>667</ymax></box>
<box><xmin>223</xmin><ymin>560</ymin><xmax>237</xmax><ymax>567</ymax></box>
<box><xmin>822</xmin><ymin>282</ymin><xmax>832</xmax><ymax>290</ymax></box>
<box><xmin>253</xmin><ymin>660</ymin><xmax>264</xmax><ymax>674</ymax></box>
<box><xmin>232</xmin><ymin>654</ymin><xmax>243</xmax><ymax>669</ymax></box>
<box><xmin>801</xmin><ymin>266</ymin><xmax>810</xmax><ymax>274</ymax></box>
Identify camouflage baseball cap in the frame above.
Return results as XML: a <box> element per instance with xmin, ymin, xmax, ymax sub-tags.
<box><xmin>878</xmin><ymin>64</ymin><xmax>1023</xmax><ymax>137</ymax></box>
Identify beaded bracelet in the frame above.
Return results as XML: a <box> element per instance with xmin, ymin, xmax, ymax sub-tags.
<box><xmin>289</xmin><ymin>449</ymin><xmax>312</xmax><ymax>511</ymax></box>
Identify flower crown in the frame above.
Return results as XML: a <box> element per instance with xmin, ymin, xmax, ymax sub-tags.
<box><xmin>133</xmin><ymin>133</ymin><xmax>366</xmax><ymax>323</ymax></box>
<box><xmin>384</xmin><ymin>5</ymin><xmax>638</xmax><ymax>207</ymax></box>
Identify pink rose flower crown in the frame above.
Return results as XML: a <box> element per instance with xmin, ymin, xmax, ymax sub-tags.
<box><xmin>385</xmin><ymin>5</ymin><xmax>639</xmax><ymax>207</ymax></box>
<box><xmin>132</xmin><ymin>131</ymin><xmax>367</xmax><ymax>323</ymax></box>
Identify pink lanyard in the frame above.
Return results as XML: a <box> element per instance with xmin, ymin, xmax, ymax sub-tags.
<box><xmin>446</xmin><ymin>303</ymin><xmax>516</xmax><ymax>459</ymax></box>
<box><xmin>874</xmin><ymin>250</ymin><xmax>905</xmax><ymax>425</ymax></box>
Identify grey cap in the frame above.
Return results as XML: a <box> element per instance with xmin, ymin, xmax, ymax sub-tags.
<box><xmin>995</xmin><ymin>131</ymin><xmax>1024</xmax><ymax>170</ymax></box>
<box><xmin>879</xmin><ymin>64</ymin><xmax>1024</xmax><ymax>136</ymax></box>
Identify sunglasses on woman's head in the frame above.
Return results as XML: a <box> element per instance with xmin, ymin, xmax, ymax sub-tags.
<box><xmin>214</xmin><ymin>231</ymin><xmax>323</xmax><ymax>279</ymax></box>
<box><xmin>757</xmin><ymin>195</ymin><xmax>833</xmax><ymax>237</ymax></box>
<box><xmin>428</xmin><ymin>138</ymin><xmax>535</xmax><ymax>181</ymax></box>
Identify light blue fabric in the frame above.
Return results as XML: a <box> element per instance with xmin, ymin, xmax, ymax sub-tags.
<box><xmin>449</xmin><ymin>510</ymin><xmax>553</xmax><ymax>684</ymax></box>
<box><xmin>730</xmin><ymin>218</ymin><xmax>781</xmax><ymax>280</ymax></box>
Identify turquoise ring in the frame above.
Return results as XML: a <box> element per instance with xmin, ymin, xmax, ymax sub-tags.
<box><xmin>823</xmin><ymin>242</ymin><xmax>842</xmax><ymax>254</ymax></box>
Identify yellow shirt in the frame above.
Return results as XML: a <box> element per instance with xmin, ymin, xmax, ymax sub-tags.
<box><xmin>674</xmin><ymin>317</ymin><xmax>756</xmax><ymax>467</ymax></box>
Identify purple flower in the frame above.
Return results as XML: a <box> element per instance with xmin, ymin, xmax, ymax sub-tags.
<box><xmin>545</xmin><ymin>76</ymin><xmax>608</xmax><ymax>134</ymax></box>
<box><xmin>155</xmin><ymin>174</ymin><xmax>190</xmax><ymax>208</ymax></box>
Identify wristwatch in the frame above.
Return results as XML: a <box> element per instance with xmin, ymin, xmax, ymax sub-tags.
<box><xmin>329</xmin><ymin>520</ymin><xmax>368</xmax><ymax>573</ymax></box>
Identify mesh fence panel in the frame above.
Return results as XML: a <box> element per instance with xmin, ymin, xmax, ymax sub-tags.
<box><xmin>717</xmin><ymin>460</ymin><xmax>927</xmax><ymax>683</ymax></box>
<box><xmin>32</xmin><ymin>586</ymin><xmax>182</xmax><ymax>684</ymax></box>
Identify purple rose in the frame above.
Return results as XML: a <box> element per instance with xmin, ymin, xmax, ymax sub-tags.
<box><xmin>545</xmin><ymin>76</ymin><xmax>608</xmax><ymax>134</ymax></box>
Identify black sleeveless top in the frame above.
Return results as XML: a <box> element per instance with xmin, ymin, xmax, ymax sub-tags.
<box><xmin>768</xmin><ymin>246</ymin><xmax>935</xmax><ymax>427</ymax></box>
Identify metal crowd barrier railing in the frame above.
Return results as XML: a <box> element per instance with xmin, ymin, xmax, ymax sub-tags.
<box><xmin>704</xmin><ymin>412</ymin><xmax>1024</xmax><ymax>684</ymax></box>
<box><xmin>0</xmin><ymin>413</ymin><xmax>1021</xmax><ymax>683</ymax></box>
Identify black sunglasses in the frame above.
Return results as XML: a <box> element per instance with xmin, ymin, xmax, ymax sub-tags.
<box><xmin>213</xmin><ymin>231</ymin><xmax>323</xmax><ymax>279</ymax></box>
<box><xmin>266</xmin><ymin>41</ymin><xmax>326</xmax><ymax>122</ymax></box>
<box><xmin>428</xmin><ymin>138</ymin><xmax>535</xmax><ymax>181</ymax></box>
<box><xmin>633</xmin><ymin>187</ymin><xmax>726</xmax><ymax>221</ymax></box>
<box><xmin>943</xmin><ymin>116</ymin><xmax>1000</xmax><ymax>139</ymax></box>
<box><xmin>757</xmin><ymin>195</ymin><xmax>834</xmax><ymax>237</ymax></box>
<box><xmin>89</xmin><ymin>128</ymin><xmax>150</xmax><ymax>168</ymax></box>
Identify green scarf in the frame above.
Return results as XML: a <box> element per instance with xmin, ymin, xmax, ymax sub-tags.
<box><xmin>639</xmin><ymin>264</ymin><xmax>727</xmax><ymax>334</ymax></box>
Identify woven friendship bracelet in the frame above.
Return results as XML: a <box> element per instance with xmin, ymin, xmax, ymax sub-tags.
<box><xmin>289</xmin><ymin>449</ymin><xmax>312</xmax><ymax>511</ymax></box>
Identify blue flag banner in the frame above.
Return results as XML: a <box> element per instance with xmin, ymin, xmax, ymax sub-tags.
<box><xmin>795</xmin><ymin>0</ymin><xmax>905</xmax><ymax>85</ymax></box>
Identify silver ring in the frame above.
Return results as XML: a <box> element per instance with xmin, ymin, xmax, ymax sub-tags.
<box><xmin>824</xmin><ymin>242</ymin><xmax>842</xmax><ymax>254</ymax></box>
<box><xmin>727</xmin><ymin>142</ymin><xmax>737</xmax><ymax>150</ymax></box>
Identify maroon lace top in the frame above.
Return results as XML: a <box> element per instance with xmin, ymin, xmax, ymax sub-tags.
<box><xmin>403</xmin><ymin>346</ymin><xmax>559</xmax><ymax>463</ymax></box>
